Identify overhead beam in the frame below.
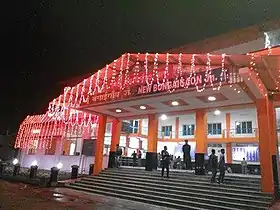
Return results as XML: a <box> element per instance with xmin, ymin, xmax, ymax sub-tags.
<box><xmin>225</xmin><ymin>56</ymin><xmax>235</xmax><ymax>66</ymax></box>
<box><xmin>238</xmin><ymin>82</ymin><xmax>256</xmax><ymax>103</ymax></box>
<box><xmin>261</xmin><ymin>57</ymin><xmax>280</xmax><ymax>91</ymax></box>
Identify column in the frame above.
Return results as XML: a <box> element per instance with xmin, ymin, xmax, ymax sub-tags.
<box><xmin>175</xmin><ymin>117</ymin><xmax>179</xmax><ymax>140</ymax></box>
<box><xmin>138</xmin><ymin>119</ymin><xmax>142</xmax><ymax>135</ymax></box>
<box><xmin>108</xmin><ymin>120</ymin><xmax>121</xmax><ymax>168</ymax></box>
<box><xmin>225</xmin><ymin>113</ymin><xmax>232</xmax><ymax>164</ymax></box>
<box><xmin>257</xmin><ymin>97</ymin><xmax>278</xmax><ymax>193</ymax></box>
<box><xmin>145</xmin><ymin>114</ymin><xmax>158</xmax><ymax>171</ymax></box>
<box><xmin>93</xmin><ymin>115</ymin><xmax>107</xmax><ymax>175</ymax></box>
<box><xmin>195</xmin><ymin>109</ymin><xmax>207</xmax><ymax>174</ymax></box>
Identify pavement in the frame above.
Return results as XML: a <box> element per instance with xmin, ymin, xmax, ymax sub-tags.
<box><xmin>1</xmin><ymin>177</ymin><xmax>280</xmax><ymax>209</ymax></box>
<box><xmin>0</xmin><ymin>180</ymin><xmax>174</xmax><ymax>210</ymax></box>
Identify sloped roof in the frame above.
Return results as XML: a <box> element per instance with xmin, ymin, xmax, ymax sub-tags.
<box><xmin>169</xmin><ymin>19</ymin><xmax>280</xmax><ymax>53</ymax></box>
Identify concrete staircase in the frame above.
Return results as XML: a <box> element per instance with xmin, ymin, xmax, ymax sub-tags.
<box><xmin>67</xmin><ymin>168</ymin><xmax>273</xmax><ymax>209</ymax></box>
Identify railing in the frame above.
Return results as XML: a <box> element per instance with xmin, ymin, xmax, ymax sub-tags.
<box><xmin>135</xmin><ymin>126</ymin><xmax>259</xmax><ymax>139</ymax></box>
<box><xmin>226</xmin><ymin>128</ymin><xmax>258</xmax><ymax>138</ymax></box>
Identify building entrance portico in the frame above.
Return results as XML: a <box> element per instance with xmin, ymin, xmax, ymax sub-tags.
<box><xmin>46</xmin><ymin>50</ymin><xmax>278</xmax><ymax>193</ymax></box>
<box><xmin>15</xmin><ymin>49</ymin><xmax>280</xmax><ymax>194</ymax></box>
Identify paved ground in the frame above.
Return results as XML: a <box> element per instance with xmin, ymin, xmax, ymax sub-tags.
<box><xmin>0</xmin><ymin>180</ymin><xmax>174</xmax><ymax>210</ymax></box>
<box><xmin>1</xmin><ymin>179</ymin><xmax>280</xmax><ymax>209</ymax></box>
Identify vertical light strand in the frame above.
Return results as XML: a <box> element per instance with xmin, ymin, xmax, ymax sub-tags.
<box><xmin>133</xmin><ymin>53</ymin><xmax>140</xmax><ymax>84</ymax></box>
<box><xmin>163</xmin><ymin>53</ymin><xmax>169</xmax><ymax>83</ymax></box>
<box><xmin>154</xmin><ymin>53</ymin><xmax>160</xmax><ymax>85</ymax></box>
<box><xmin>218</xmin><ymin>53</ymin><xmax>226</xmax><ymax>91</ymax></box>
<box><xmin>118</xmin><ymin>54</ymin><xmax>125</xmax><ymax>90</ymax></box>
<box><xmin>144</xmin><ymin>52</ymin><xmax>150</xmax><ymax>85</ymax></box>
<box><xmin>124</xmin><ymin>53</ymin><xmax>130</xmax><ymax>88</ymax></box>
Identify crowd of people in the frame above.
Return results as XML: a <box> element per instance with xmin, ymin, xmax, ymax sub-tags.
<box><xmin>113</xmin><ymin>140</ymin><xmax>249</xmax><ymax>183</ymax></box>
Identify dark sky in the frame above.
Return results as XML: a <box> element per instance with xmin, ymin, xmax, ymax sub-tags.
<box><xmin>1</xmin><ymin>0</ymin><xmax>280</xmax><ymax>134</ymax></box>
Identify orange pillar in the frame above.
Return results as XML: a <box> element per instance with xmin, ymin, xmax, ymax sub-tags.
<box><xmin>225</xmin><ymin>113</ymin><xmax>232</xmax><ymax>164</ymax></box>
<box><xmin>138</xmin><ymin>119</ymin><xmax>142</xmax><ymax>136</ymax></box>
<box><xmin>93</xmin><ymin>115</ymin><xmax>107</xmax><ymax>175</ymax></box>
<box><xmin>195</xmin><ymin>109</ymin><xmax>207</xmax><ymax>153</ymax></box>
<box><xmin>146</xmin><ymin>114</ymin><xmax>158</xmax><ymax>171</ymax></box>
<box><xmin>108</xmin><ymin>119</ymin><xmax>121</xmax><ymax>168</ymax></box>
<box><xmin>257</xmin><ymin>97</ymin><xmax>278</xmax><ymax>193</ymax></box>
<box><xmin>175</xmin><ymin>117</ymin><xmax>179</xmax><ymax>141</ymax></box>
<box><xmin>195</xmin><ymin>109</ymin><xmax>207</xmax><ymax>174</ymax></box>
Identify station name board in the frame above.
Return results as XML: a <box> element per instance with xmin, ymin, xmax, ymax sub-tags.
<box><xmin>84</xmin><ymin>68</ymin><xmax>227</xmax><ymax>105</ymax></box>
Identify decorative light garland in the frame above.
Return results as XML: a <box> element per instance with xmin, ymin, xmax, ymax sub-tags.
<box><xmin>218</xmin><ymin>53</ymin><xmax>226</xmax><ymax>91</ymax></box>
<box><xmin>144</xmin><ymin>53</ymin><xmax>152</xmax><ymax>85</ymax></box>
<box><xmin>154</xmin><ymin>53</ymin><xmax>160</xmax><ymax>85</ymax></box>
<box><xmin>118</xmin><ymin>54</ymin><xmax>125</xmax><ymax>90</ymax></box>
<box><xmin>124</xmin><ymin>53</ymin><xmax>131</xmax><ymax>87</ymax></box>
<box><xmin>133</xmin><ymin>53</ymin><xmax>140</xmax><ymax>84</ymax></box>
<box><xmin>163</xmin><ymin>53</ymin><xmax>169</xmax><ymax>84</ymax></box>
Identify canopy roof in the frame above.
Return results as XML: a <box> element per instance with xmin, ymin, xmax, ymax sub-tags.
<box><xmin>50</xmin><ymin>49</ymin><xmax>280</xmax><ymax>112</ymax></box>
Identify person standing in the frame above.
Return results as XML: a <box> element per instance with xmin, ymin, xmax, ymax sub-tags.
<box><xmin>161</xmin><ymin>146</ymin><xmax>170</xmax><ymax>178</ymax></box>
<box><xmin>137</xmin><ymin>150</ymin><xmax>142</xmax><ymax>167</ymax></box>
<box><xmin>218</xmin><ymin>149</ymin><xmax>226</xmax><ymax>184</ymax></box>
<box><xmin>209</xmin><ymin>149</ymin><xmax>218</xmax><ymax>183</ymax></box>
<box><xmin>116</xmin><ymin>144</ymin><xmax>122</xmax><ymax>168</ymax></box>
<box><xmin>182</xmin><ymin>140</ymin><xmax>192</xmax><ymax>170</ymax></box>
<box><xmin>241</xmin><ymin>158</ymin><xmax>247</xmax><ymax>174</ymax></box>
<box><xmin>132</xmin><ymin>151</ymin><xmax>137</xmax><ymax>167</ymax></box>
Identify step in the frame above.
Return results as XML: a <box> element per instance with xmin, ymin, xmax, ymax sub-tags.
<box><xmin>68</xmin><ymin>184</ymin><xmax>205</xmax><ymax>210</ymax></box>
<box><xmin>69</xmin><ymin>183</ymin><xmax>247</xmax><ymax>210</ymax></box>
<box><xmin>76</xmin><ymin>178</ymin><xmax>270</xmax><ymax>208</ymax></box>
<box><xmin>83</xmin><ymin>176</ymin><xmax>271</xmax><ymax>201</ymax></box>
<box><xmin>105</xmin><ymin>168</ymin><xmax>261</xmax><ymax>184</ymax></box>
<box><xmin>99</xmin><ymin>172</ymin><xmax>261</xmax><ymax>192</ymax></box>
<box><xmin>88</xmin><ymin>174</ymin><xmax>268</xmax><ymax>198</ymax></box>
<box><xmin>105</xmin><ymin>168</ymin><xmax>261</xmax><ymax>183</ymax></box>
<box><xmin>102</xmin><ymin>170</ymin><xmax>260</xmax><ymax>187</ymax></box>
<box><xmin>111</xmin><ymin>167</ymin><xmax>262</xmax><ymax>179</ymax></box>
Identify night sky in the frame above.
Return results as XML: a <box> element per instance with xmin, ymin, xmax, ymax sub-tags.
<box><xmin>1</xmin><ymin>0</ymin><xmax>280</xmax><ymax>134</ymax></box>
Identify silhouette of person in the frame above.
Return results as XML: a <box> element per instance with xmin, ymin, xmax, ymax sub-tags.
<box><xmin>182</xmin><ymin>140</ymin><xmax>192</xmax><ymax>170</ymax></box>
<box><xmin>161</xmin><ymin>146</ymin><xmax>170</xmax><ymax>178</ymax></box>
<box><xmin>218</xmin><ymin>149</ymin><xmax>226</xmax><ymax>184</ymax></box>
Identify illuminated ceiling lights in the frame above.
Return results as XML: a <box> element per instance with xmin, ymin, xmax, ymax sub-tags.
<box><xmin>208</xmin><ymin>96</ymin><xmax>216</xmax><ymax>101</ymax></box>
<box><xmin>160</xmin><ymin>114</ymin><xmax>167</xmax><ymax>120</ymax></box>
<box><xmin>139</xmin><ymin>105</ymin><xmax>147</xmax><ymax>110</ymax></box>
<box><xmin>115</xmin><ymin>109</ymin><xmax>122</xmax><ymax>113</ymax></box>
<box><xmin>214</xmin><ymin>109</ymin><xmax>221</xmax><ymax>116</ymax></box>
<box><xmin>171</xmin><ymin>101</ymin><xmax>179</xmax><ymax>106</ymax></box>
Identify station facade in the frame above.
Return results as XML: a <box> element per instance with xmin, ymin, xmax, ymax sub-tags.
<box><xmin>15</xmin><ymin>20</ymin><xmax>280</xmax><ymax>193</ymax></box>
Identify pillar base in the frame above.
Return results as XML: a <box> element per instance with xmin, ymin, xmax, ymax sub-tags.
<box><xmin>108</xmin><ymin>151</ymin><xmax>116</xmax><ymax>168</ymax></box>
<box><xmin>195</xmin><ymin>153</ymin><xmax>205</xmax><ymax>175</ymax></box>
<box><xmin>145</xmin><ymin>152</ymin><xmax>157</xmax><ymax>171</ymax></box>
<box><xmin>272</xmin><ymin>155</ymin><xmax>280</xmax><ymax>197</ymax></box>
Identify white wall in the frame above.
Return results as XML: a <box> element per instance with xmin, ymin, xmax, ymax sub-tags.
<box><xmin>20</xmin><ymin>152</ymin><xmax>109</xmax><ymax>173</ymax></box>
<box><xmin>139</xmin><ymin>108</ymin><xmax>258</xmax><ymax>139</ymax></box>
<box><xmin>141</xmin><ymin>118</ymin><xmax>148</xmax><ymax>135</ymax></box>
<box><xmin>207</xmin><ymin>111</ymin><xmax>226</xmax><ymax>138</ymax></box>
<box><xmin>229</xmin><ymin>108</ymin><xmax>258</xmax><ymax>138</ymax></box>
<box><xmin>158</xmin><ymin>116</ymin><xmax>176</xmax><ymax>138</ymax></box>
<box><xmin>178</xmin><ymin>113</ymin><xmax>195</xmax><ymax>139</ymax></box>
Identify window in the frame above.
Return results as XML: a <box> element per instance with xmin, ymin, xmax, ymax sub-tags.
<box><xmin>62</xmin><ymin>139</ymin><xmax>77</xmax><ymax>155</ymax></box>
<box><xmin>236</xmin><ymin>121</ymin><xmax>253</xmax><ymax>134</ymax></box>
<box><xmin>28</xmin><ymin>140</ymin><xmax>38</xmax><ymax>154</ymax></box>
<box><xmin>128</xmin><ymin>120</ymin><xmax>139</xmax><ymax>134</ymax></box>
<box><xmin>45</xmin><ymin>139</ymin><xmax>57</xmax><ymax>155</ymax></box>
<box><xmin>105</xmin><ymin>123</ymin><xmax>112</xmax><ymax>134</ymax></box>
<box><xmin>162</xmin><ymin>126</ymin><xmax>172</xmax><ymax>137</ymax></box>
<box><xmin>208</xmin><ymin>123</ymin><xmax>222</xmax><ymax>135</ymax></box>
<box><xmin>182</xmin><ymin>124</ymin><xmax>195</xmax><ymax>136</ymax></box>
